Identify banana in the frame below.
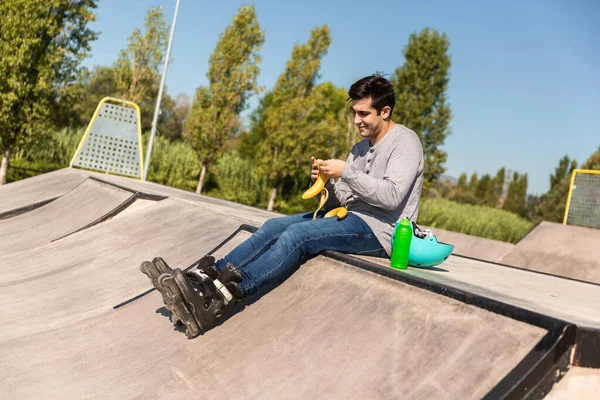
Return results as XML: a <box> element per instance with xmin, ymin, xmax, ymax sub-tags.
<box><xmin>324</xmin><ymin>207</ymin><xmax>348</xmax><ymax>220</ymax></box>
<box><xmin>303</xmin><ymin>159</ymin><xmax>343</xmax><ymax>221</ymax></box>
<box><xmin>302</xmin><ymin>159</ymin><xmax>329</xmax><ymax>200</ymax></box>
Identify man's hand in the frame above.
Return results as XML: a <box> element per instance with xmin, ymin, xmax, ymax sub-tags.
<box><xmin>319</xmin><ymin>159</ymin><xmax>346</xmax><ymax>179</ymax></box>
<box><xmin>310</xmin><ymin>156</ymin><xmax>319</xmax><ymax>181</ymax></box>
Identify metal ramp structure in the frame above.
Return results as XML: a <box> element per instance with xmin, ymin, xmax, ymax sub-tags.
<box><xmin>564</xmin><ymin>169</ymin><xmax>600</xmax><ymax>230</ymax></box>
<box><xmin>70</xmin><ymin>97</ymin><xmax>144</xmax><ymax>179</ymax></box>
<box><xmin>0</xmin><ymin>169</ymin><xmax>599</xmax><ymax>399</ymax></box>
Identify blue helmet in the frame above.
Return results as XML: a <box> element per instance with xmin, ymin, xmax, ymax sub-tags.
<box><xmin>390</xmin><ymin>221</ymin><xmax>455</xmax><ymax>268</ymax></box>
<box><xmin>408</xmin><ymin>222</ymin><xmax>454</xmax><ymax>267</ymax></box>
<box><xmin>389</xmin><ymin>222</ymin><xmax>454</xmax><ymax>268</ymax></box>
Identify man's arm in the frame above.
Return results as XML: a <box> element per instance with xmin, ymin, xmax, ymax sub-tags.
<box><xmin>341</xmin><ymin>137</ymin><xmax>422</xmax><ymax>210</ymax></box>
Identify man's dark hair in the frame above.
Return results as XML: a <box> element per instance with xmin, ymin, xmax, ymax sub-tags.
<box><xmin>348</xmin><ymin>73</ymin><xmax>396</xmax><ymax>115</ymax></box>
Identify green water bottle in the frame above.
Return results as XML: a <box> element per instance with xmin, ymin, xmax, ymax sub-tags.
<box><xmin>390</xmin><ymin>217</ymin><xmax>412</xmax><ymax>270</ymax></box>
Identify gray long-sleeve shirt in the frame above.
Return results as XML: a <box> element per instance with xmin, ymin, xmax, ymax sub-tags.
<box><xmin>324</xmin><ymin>123</ymin><xmax>424</xmax><ymax>256</ymax></box>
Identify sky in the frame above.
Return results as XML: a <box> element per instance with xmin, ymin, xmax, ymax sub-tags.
<box><xmin>82</xmin><ymin>0</ymin><xmax>600</xmax><ymax>195</ymax></box>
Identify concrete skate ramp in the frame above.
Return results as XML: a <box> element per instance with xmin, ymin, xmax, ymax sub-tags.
<box><xmin>498</xmin><ymin>221</ymin><xmax>600</xmax><ymax>285</ymax></box>
<box><xmin>0</xmin><ymin>199</ymin><xmax>242</xmax><ymax>338</ymax></box>
<box><xmin>0</xmin><ymin>179</ymin><xmax>133</xmax><ymax>256</ymax></box>
<box><xmin>2</xmin><ymin>171</ymin><xmax>598</xmax><ymax>398</ymax></box>
<box><xmin>0</xmin><ymin>224</ymin><xmax>547</xmax><ymax>399</ymax></box>
<box><xmin>0</xmin><ymin>168</ymin><xmax>88</xmax><ymax>218</ymax></box>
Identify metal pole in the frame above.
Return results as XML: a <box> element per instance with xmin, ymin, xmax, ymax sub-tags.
<box><xmin>143</xmin><ymin>0</ymin><xmax>181</xmax><ymax>180</ymax></box>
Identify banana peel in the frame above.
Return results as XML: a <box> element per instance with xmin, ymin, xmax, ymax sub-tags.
<box><xmin>324</xmin><ymin>207</ymin><xmax>348</xmax><ymax>220</ymax></box>
<box><xmin>312</xmin><ymin>188</ymin><xmax>329</xmax><ymax>220</ymax></box>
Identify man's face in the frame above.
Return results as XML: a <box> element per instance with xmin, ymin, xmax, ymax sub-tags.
<box><xmin>350</xmin><ymin>97</ymin><xmax>390</xmax><ymax>141</ymax></box>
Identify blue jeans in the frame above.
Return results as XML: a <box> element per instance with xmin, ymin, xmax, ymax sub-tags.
<box><xmin>214</xmin><ymin>212</ymin><xmax>387</xmax><ymax>296</ymax></box>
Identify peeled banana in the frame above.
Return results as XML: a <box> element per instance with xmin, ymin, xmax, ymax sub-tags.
<box><xmin>324</xmin><ymin>207</ymin><xmax>348</xmax><ymax>220</ymax></box>
<box><xmin>303</xmin><ymin>158</ymin><xmax>345</xmax><ymax>221</ymax></box>
<box><xmin>302</xmin><ymin>159</ymin><xmax>329</xmax><ymax>200</ymax></box>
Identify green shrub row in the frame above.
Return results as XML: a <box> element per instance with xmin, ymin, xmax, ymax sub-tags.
<box><xmin>418</xmin><ymin>198</ymin><xmax>533</xmax><ymax>243</ymax></box>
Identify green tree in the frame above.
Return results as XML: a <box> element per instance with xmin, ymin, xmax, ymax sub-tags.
<box><xmin>157</xmin><ymin>93</ymin><xmax>190</xmax><ymax>141</ymax></box>
<box><xmin>0</xmin><ymin>0</ymin><xmax>98</xmax><ymax>184</ymax></box>
<box><xmin>483</xmin><ymin>167</ymin><xmax>505</xmax><ymax>207</ymax></box>
<box><xmin>456</xmin><ymin>173</ymin><xmax>468</xmax><ymax>190</ymax></box>
<box><xmin>278</xmin><ymin>81</ymin><xmax>350</xmax><ymax>192</ymax></box>
<box><xmin>535</xmin><ymin>155</ymin><xmax>578</xmax><ymax>222</ymax></box>
<box><xmin>582</xmin><ymin>146</ymin><xmax>600</xmax><ymax>170</ymax></box>
<box><xmin>504</xmin><ymin>172</ymin><xmax>528</xmax><ymax>216</ymax></box>
<box><xmin>114</xmin><ymin>6</ymin><xmax>168</xmax><ymax>108</ymax></box>
<box><xmin>255</xmin><ymin>25</ymin><xmax>332</xmax><ymax>210</ymax></box>
<box><xmin>392</xmin><ymin>28</ymin><xmax>452</xmax><ymax>188</ymax></box>
<box><xmin>475</xmin><ymin>174</ymin><xmax>491</xmax><ymax>200</ymax></box>
<box><xmin>239</xmin><ymin>91</ymin><xmax>274</xmax><ymax>159</ymax></box>
<box><xmin>446</xmin><ymin>172</ymin><xmax>479</xmax><ymax>205</ymax></box>
<box><xmin>468</xmin><ymin>172</ymin><xmax>479</xmax><ymax>192</ymax></box>
<box><xmin>185</xmin><ymin>5</ymin><xmax>265</xmax><ymax>193</ymax></box>
<box><xmin>58</xmin><ymin>65</ymin><xmax>118</xmax><ymax>128</ymax></box>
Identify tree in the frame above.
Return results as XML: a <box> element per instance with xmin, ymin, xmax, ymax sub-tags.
<box><xmin>485</xmin><ymin>167</ymin><xmax>505</xmax><ymax>207</ymax></box>
<box><xmin>0</xmin><ymin>0</ymin><xmax>98</xmax><ymax>184</ymax></box>
<box><xmin>58</xmin><ymin>65</ymin><xmax>118</xmax><ymax>128</ymax></box>
<box><xmin>534</xmin><ymin>155</ymin><xmax>577</xmax><ymax>222</ymax></box>
<box><xmin>456</xmin><ymin>173</ymin><xmax>468</xmax><ymax>190</ymax></box>
<box><xmin>475</xmin><ymin>174</ymin><xmax>491</xmax><ymax>200</ymax></box>
<box><xmin>468</xmin><ymin>172</ymin><xmax>479</xmax><ymax>192</ymax></box>
<box><xmin>582</xmin><ymin>146</ymin><xmax>600</xmax><ymax>170</ymax></box>
<box><xmin>276</xmin><ymin>81</ymin><xmax>350</xmax><ymax>192</ymax></box>
<box><xmin>239</xmin><ymin>91</ymin><xmax>274</xmax><ymax>160</ymax></box>
<box><xmin>503</xmin><ymin>172</ymin><xmax>528</xmax><ymax>216</ymax></box>
<box><xmin>255</xmin><ymin>25</ymin><xmax>332</xmax><ymax>210</ymax></box>
<box><xmin>184</xmin><ymin>5</ymin><xmax>265</xmax><ymax>193</ymax></box>
<box><xmin>447</xmin><ymin>172</ymin><xmax>480</xmax><ymax>204</ymax></box>
<box><xmin>113</xmin><ymin>6</ymin><xmax>168</xmax><ymax>109</ymax></box>
<box><xmin>392</xmin><ymin>28</ymin><xmax>452</xmax><ymax>188</ymax></box>
<box><xmin>157</xmin><ymin>93</ymin><xmax>190</xmax><ymax>141</ymax></box>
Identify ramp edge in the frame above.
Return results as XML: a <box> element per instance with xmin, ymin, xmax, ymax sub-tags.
<box><xmin>50</xmin><ymin>178</ymin><xmax>168</xmax><ymax>243</ymax></box>
<box><xmin>0</xmin><ymin>198</ymin><xmax>57</xmax><ymax>220</ymax></box>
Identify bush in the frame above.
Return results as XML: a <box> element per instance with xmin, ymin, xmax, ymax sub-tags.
<box><xmin>418</xmin><ymin>198</ymin><xmax>533</xmax><ymax>243</ymax></box>
<box><xmin>206</xmin><ymin>152</ymin><xmax>269</xmax><ymax>206</ymax></box>
<box><xmin>7</xmin><ymin>128</ymin><xmax>84</xmax><ymax>183</ymax></box>
<box><xmin>144</xmin><ymin>134</ymin><xmax>200</xmax><ymax>192</ymax></box>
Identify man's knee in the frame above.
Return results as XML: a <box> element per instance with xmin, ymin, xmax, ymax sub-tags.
<box><xmin>278</xmin><ymin>223</ymin><xmax>313</xmax><ymax>249</ymax></box>
<box><xmin>257</xmin><ymin>217</ymin><xmax>284</xmax><ymax>235</ymax></box>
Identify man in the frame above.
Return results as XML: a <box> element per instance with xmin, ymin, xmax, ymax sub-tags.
<box><xmin>140</xmin><ymin>74</ymin><xmax>424</xmax><ymax>338</ymax></box>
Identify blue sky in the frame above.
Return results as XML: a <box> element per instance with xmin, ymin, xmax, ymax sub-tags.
<box><xmin>83</xmin><ymin>0</ymin><xmax>600</xmax><ymax>195</ymax></box>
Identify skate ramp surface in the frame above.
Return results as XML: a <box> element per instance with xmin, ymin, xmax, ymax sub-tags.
<box><xmin>1</xmin><ymin>169</ymin><xmax>599</xmax><ymax>399</ymax></box>
<box><xmin>425</xmin><ymin>221</ymin><xmax>600</xmax><ymax>287</ymax></box>
<box><xmin>0</xmin><ymin>168</ymin><xmax>88</xmax><ymax>218</ymax></box>
<box><xmin>0</xmin><ymin>198</ymin><xmax>241</xmax><ymax>339</ymax></box>
<box><xmin>0</xmin><ymin>226</ymin><xmax>546</xmax><ymax>399</ymax></box>
<box><xmin>0</xmin><ymin>179</ymin><xmax>134</xmax><ymax>256</ymax></box>
<box><xmin>498</xmin><ymin>221</ymin><xmax>600</xmax><ymax>285</ymax></box>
